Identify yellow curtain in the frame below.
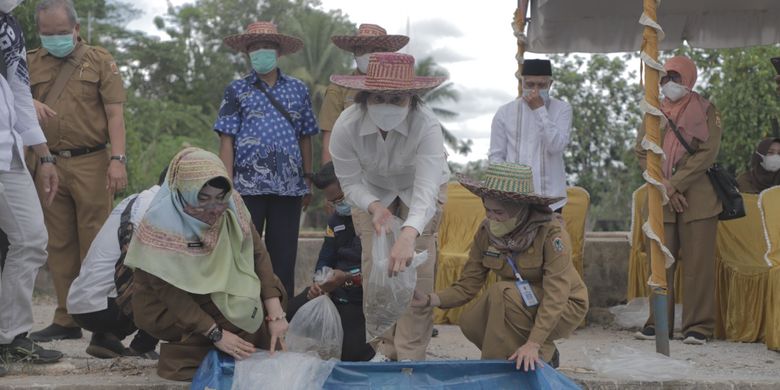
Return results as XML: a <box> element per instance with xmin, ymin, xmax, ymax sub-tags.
<box><xmin>562</xmin><ymin>186</ymin><xmax>590</xmax><ymax>279</ymax></box>
<box><xmin>626</xmin><ymin>184</ymin><xmax>683</xmax><ymax>302</ymax></box>
<box><xmin>759</xmin><ymin>187</ymin><xmax>780</xmax><ymax>351</ymax></box>
<box><xmin>714</xmin><ymin>193</ymin><xmax>768</xmax><ymax>342</ymax></box>
<box><xmin>434</xmin><ymin>184</ymin><xmax>589</xmax><ymax>325</ymax></box>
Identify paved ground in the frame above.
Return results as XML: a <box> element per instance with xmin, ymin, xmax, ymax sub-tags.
<box><xmin>1</xmin><ymin>298</ymin><xmax>779</xmax><ymax>389</ymax></box>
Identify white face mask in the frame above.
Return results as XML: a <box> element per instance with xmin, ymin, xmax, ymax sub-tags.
<box><xmin>367</xmin><ymin>103</ymin><xmax>410</xmax><ymax>131</ymax></box>
<box><xmin>355</xmin><ymin>53</ymin><xmax>370</xmax><ymax>74</ymax></box>
<box><xmin>0</xmin><ymin>0</ymin><xmax>23</xmax><ymax>13</ymax></box>
<box><xmin>661</xmin><ymin>81</ymin><xmax>689</xmax><ymax>102</ymax></box>
<box><xmin>760</xmin><ymin>153</ymin><xmax>780</xmax><ymax>172</ymax></box>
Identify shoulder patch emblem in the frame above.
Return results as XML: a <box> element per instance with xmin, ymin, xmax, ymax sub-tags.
<box><xmin>552</xmin><ymin>237</ymin><xmax>565</xmax><ymax>253</ymax></box>
<box><xmin>324</xmin><ymin>226</ymin><xmax>335</xmax><ymax>238</ymax></box>
<box><xmin>110</xmin><ymin>62</ymin><xmax>119</xmax><ymax>75</ymax></box>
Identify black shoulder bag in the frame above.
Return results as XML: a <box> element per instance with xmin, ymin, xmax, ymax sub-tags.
<box><xmin>253</xmin><ymin>78</ymin><xmax>297</xmax><ymax>129</ymax></box>
<box><xmin>667</xmin><ymin>118</ymin><xmax>745</xmax><ymax>220</ymax></box>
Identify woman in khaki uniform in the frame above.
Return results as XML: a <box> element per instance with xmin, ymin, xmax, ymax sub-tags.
<box><xmin>126</xmin><ymin>148</ymin><xmax>288</xmax><ymax>381</ymax></box>
<box><xmin>413</xmin><ymin>163</ymin><xmax>588</xmax><ymax>371</ymax></box>
<box><xmin>634</xmin><ymin>55</ymin><xmax>722</xmax><ymax>345</ymax></box>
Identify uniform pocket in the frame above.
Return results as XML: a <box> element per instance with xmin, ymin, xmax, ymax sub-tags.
<box><xmin>78</xmin><ymin>66</ymin><xmax>100</xmax><ymax>101</ymax></box>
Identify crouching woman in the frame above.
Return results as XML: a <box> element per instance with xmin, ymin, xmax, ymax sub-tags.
<box><xmin>126</xmin><ymin>148</ymin><xmax>288</xmax><ymax>381</ymax></box>
<box><xmin>413</xmin><ymin>163</ymin><xmax>588</xmax><ymax>371</ymax></box>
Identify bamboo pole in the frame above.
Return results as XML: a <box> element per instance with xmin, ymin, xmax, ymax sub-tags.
<box><xmin>641</xmin><ymin>0</ymin><xmax>670</xmax><ymax>356</ymax></box>
<box><xmin>513</xmin><ymin>0</ymin><xmax>529</xmax><ymax>97</ymax></box>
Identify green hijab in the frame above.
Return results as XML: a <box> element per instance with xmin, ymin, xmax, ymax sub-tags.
<box><xmin>125</xmin><ymin>148</ymin><xmax>263</xmax><ymax>333</ymax></box>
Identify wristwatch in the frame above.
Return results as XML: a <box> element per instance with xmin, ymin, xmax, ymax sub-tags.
<box><xmin>110</xmin><ymin>155</ymin><xmax>127</xmax><ymax>164</ymax></box>
<box><xmin>207</xmin><ymin>326</ymin><xmax>223</xmax><ymax>343</ymax></box>
<box><xmin>40</xmin><ymin>155</ymin><xmax>57</xmax><ymax>165</ymax></box>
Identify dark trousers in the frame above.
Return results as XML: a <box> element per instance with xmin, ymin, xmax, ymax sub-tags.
<box><xmin>287</xmin><ymin>288</ymin><xmax>375</xmax><ymax>362</ymax></box>
<box><xmin>242</xmin><ymin>195</ymin><xmax>302</xmax><ymax>296</ymax></box>
<box><xmin>71</xmin><ymin>298</ymin><xmax>158</xmax><ymax>353</ymax></box>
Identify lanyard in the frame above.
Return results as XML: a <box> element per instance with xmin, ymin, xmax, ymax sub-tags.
<box><xmin>505</xmin><ymin>254</ymin><xmax>524</xmax><ymax>282</ymax></box>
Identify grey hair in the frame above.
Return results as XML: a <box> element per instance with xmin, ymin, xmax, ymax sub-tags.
<box><xmin>35</xmin><ymin>0</ymin><xmax>79</xmax><ymax>27</ymax></box>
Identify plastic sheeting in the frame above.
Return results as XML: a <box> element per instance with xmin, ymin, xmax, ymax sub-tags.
<box><xmin>191</xmin><ymin>350</ymin><xmax>234</xmax><ymax>390</ymax></box>
<box><xmin>322</xmin><ymin>360</ymin><xmax>581</xmax><ymax>390</ymax></box>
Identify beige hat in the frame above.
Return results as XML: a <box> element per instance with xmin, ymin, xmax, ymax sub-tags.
<box><xmin>330</xmin><ymin>52</ymin><xmax>446</xmax><ymax>95</ymax></box>
<box><xmin>331</xmin><ymin>24</ymin><xmax>409</xmax><ymax>53</ymax></box>
<box><xmin>458</xmin><ymin>163</ymin><xmax>564</xmax><ymax>206</ymax></box>
<box><xmin>223</xmin><ymin>21</ymin><xmax>303</xmax><ymax>55</ymax></box>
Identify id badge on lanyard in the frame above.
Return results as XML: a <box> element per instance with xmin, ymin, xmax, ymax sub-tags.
<box><xmin>506</xmin><ymin>255</ymin><xmax>539</xmax><ymax>307</ymax></box>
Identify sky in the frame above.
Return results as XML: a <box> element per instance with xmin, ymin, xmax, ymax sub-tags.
<box><xmin>127</xmin><ymin>0</ymin><xmax>549</xmax><ymax>164</ymax></box>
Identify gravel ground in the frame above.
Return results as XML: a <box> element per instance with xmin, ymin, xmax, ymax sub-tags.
<box><xmin>0</xmin><ymin>297</ymin><xmax>778</xmax><ymax>388</ymax></box>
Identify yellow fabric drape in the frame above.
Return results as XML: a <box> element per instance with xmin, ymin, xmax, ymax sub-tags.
<box><xmin>714</xmin><ymin>193</ymin><xmax>768</xmax><ymax>342</ymax></box>
<box><xmin>759</xmin><ymin>187</ymin><xmax>780</xmax><ymax>351</ymax></box>
<box><xmin>561</xmin><ymin>186</ymin><xmax>589</xmax><ymax>279</ymax></box>
<box><xmin>434</xmin><ymin>184</ymin><xmax>589</xmax><ymax>325</ymax></box>
<box><xmin>627</xmin><ymin>184</ymin><xmax>683</xmax><ymax>302</ymax></box>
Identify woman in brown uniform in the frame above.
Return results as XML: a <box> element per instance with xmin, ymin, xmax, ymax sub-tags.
<box><xmin>412</xmin><ymin>163</ymin><xmax>588</xmax><ymax>371</ymax></box>
<box><xmin>736</xmin><ymin>137</ymin><xmax>780</xmax><ymax>194</ymax></box>
<box><xmin>634</xmin><ymin>55</ymin><xmax>722</xmax><ymax>345</ymax></box>
<box><xmin>126</xmin><ymin>148</ymin><xmax>288</xmax><ymax>381</ymax></box>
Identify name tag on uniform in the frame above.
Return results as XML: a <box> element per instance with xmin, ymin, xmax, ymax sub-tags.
<box><xmin>333</xmin><ymin>224</ymin><xmax>346</xmax><ymax>233</ymax></box>
<box><xmin>188</xmin><ymin>242</ymin><xmax>204</xmax><ymax>248</ymax></box>
<box><xmin>516</xmin><ymin>280</ymin><xmax>539</xmax><ymax>307</ymax></box>
<box><xmin>483</xmin><ymin>247</ymin><xmax>501</xmax><ymax>257</ymax></box>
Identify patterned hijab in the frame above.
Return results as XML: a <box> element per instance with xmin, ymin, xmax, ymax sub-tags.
<box><xmin>660</xmin><ymin>56</ymin><xmax>712</xmax><ymax>179</ymax></box>
<box><xmin>483</xmin><ymin>199</ymin><xmax>553</xmax><ymax>254</ymax></box>
<box><xmin>748</xmin><ymin>138</ymin><xmax>780</xmax><ymax>192</ymax></box>
<box><xmin>124</xmin><ymin>148</ymin><xmax>263</xmax><ymax>333</ymax></box>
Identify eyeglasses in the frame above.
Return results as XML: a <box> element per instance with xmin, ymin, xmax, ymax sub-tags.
<box><xmin>368</xmin><ymin>94</ymin><xmax>410</xmax><ymax>106</ymax></box>
<box><xmin>327</xmin><ymin>193</ymin><xmax>346</xmax><ymax>205</ymax></box>
<box><xmin>660</xmin><ymin>73</ymin><xmax>682</xmax><ymax>85</ymax></box>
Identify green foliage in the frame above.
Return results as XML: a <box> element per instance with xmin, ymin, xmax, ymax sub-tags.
<box><xmin>550</xmin><ymin>53</ymin><xmax>645</xmax><ymax>230</ymax></box>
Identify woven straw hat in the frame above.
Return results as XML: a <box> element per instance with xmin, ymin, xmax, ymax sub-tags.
<box><xmin>329</xmin><ymin>52</ymin><xmax>446</xmax><ymax>95</ymax></box>
<box><xmin>223</xmin><ymin>21</ymin><xmax>303</xmax><ymax>55</ymax></box>
<box><xmin>458</xmin><ymin>163</ymin><xmax>564</xmax><ymax>206</ymax></box>
<box><xmin>331</xmin><ymin>24</ymin><xmax>409</xmax><ymax>53</ymax></box>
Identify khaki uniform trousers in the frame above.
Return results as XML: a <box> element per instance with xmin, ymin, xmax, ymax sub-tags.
<box><xmin>352</xmin><ymin>194</ymin><xmax>444</xmax><ymax>361</ymax></box>
<box><xmin>646</xmin><ymin>216</ymin><xmax>718</xmax><ymax>338</ymax></box>
<box><xmin>29</xmin><ymin>150</ymin><xmax>111</xmax><ymax>327</ymax></box>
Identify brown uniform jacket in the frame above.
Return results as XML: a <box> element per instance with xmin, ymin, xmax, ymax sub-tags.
<box><xmin>635</xmin><ymin>105</ymin><xmax>723</xmax><ymax>223</ymax></box>
<box><xmin>437</xmin><ymin>218</ymin><xmax>588</xmax><ymax>345</ymax></box>
<box><xmin>27</xmin><ymin>41</ymin><xmax>126</xmax><ymax>151</ymax></box>
<box><xmin>132</xmin><ymin>227</ymin><xmax>285</xmax><ymax>340</ymax></box>
<box><xmin>318</xmin><ymin>80</ymin><xmax>359</xmax><ymax>132</ymax></box>
<box><xmin>736</xmin><ymin>171</ymin><xmax>761</xmax><ymax>194</ymax></box>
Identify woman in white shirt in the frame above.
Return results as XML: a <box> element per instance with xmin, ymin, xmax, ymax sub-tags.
<box><xmin>329</xmin><ymin>52</ymin><xmax>450</xmax><ymax>361</ymax></box>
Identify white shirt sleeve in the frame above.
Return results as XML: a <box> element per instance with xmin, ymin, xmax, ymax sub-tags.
<box><xmin>329</xmin><ymin>116</ymin><xmax>380</xmax><ymax>212</ymax></box>
<box><xmin>402</xmin><ymin>120</ymin><xmax>447</xmax><ymax>234</ymax></box>
<box><xmin>533</xmin><ymin>102</ymin><xmax>572</xmax><ymax>154</ymax></box>
<box><xmin>8</xmin><ymin>59</ymin><xmax>46</xmax><ymax>146</ymax></box>
<box><xmin>488</xmin><ymin>107</ymin><xmax>508</xmax><ymax>163</ymax></box>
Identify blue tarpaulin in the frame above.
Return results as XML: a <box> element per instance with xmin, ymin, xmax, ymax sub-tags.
<box><xmin>191</xmin><ymin>350</ymin><xmax>582</xmax><ymax>390</ymax></box>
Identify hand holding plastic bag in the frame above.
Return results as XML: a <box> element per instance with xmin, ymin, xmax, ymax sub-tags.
<box><xmin>364</xmin><ymin>218</ymin><xmax>428</xmax><ymax>342</ymax></box>
<box><xmin>286</xmin><ymin>267</ymin><xmax>343</xmax><ymax>360</ymax></box>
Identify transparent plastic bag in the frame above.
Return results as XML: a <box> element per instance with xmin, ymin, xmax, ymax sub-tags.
<box><xmin>231</xmin><ymin>351</ymin><xmax>337</xmax><ymax>390</ymax></box>
<box><xmin>286</xmin><ymin>267</ymin><xmax>343</xmax><ymax>360</ymax></box>
<box><xmin>364</xmin><ymin>218</ymin><xmax>428</xmax><ymax>342</ymax></box>
<box><xmin>586</xmin><ymin>345</ymin><xmax>692</xmax><ymax>382</ymax></box>
<box><xmin>609</xmin><ymin>297</ymin><xmax>683</xmax><ymax>331</ymax></box>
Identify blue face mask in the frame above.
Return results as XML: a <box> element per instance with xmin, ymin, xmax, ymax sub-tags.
<box><xmin>334</xmin><ymin>202</ymin><xmax>352</xmax><ymax>216</ymax></box>
<box><xmin>249</xmin><ymin>49</ymin><xmax>277</xmax><ymax>75</ymax></box>
<box><xmin>41</xmin><ymin>33</ymin><xmax>76</xmax><ymax>58</ymax></box>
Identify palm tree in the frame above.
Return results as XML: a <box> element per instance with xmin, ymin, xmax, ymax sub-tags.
<box><xmin>415</xmin><ymin>57</ymin><xmax>472</xmax><ymax>155</ymax></box>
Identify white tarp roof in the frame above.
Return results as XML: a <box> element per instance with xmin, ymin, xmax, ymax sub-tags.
<box><xmin>527</xmin><ymin>0</ymin><xmax>780</xmax><ymax>53</ymax></box>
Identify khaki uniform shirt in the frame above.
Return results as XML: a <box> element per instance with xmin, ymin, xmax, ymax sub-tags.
<box><xmin>437</xmin><ymin>218</ymin><xmax>589</xmax><ymax>345</ymax></box>
<box><xmin>27</xmin><ymin>41</ymin><xmax>126</xmax><ymax>151</ymax></box>
<box><xmin>318</xmin><ymin>80</ymin><xmax>359</xmax><ymax>132</ymax></box>
<box><xmin>635</xmin><ymin>105</ymin><xmax>723</xmax><ymax>223</ymax></box>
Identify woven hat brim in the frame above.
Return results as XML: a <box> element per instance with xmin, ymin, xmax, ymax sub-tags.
<box><xmin>223</xmin><ymin>33</ymin><xmax>303</xmax><ymax>55</ymax></box>
<box><xmin>329</xmin><ymin>75</ymin><xmax>446</xmax><ymax>95</ymax></box>
<box><xmin>457</xmin><ymin>174</ymin><xmax>564</xmax><ymax>207</ymax></box>
<box><xmin>331</xmin><ymin>35</ymin><xmax>409</xmax><ymax>53</ymax></box>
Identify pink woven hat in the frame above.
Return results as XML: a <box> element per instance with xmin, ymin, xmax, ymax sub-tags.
<box><xmin>331</xmin><ymin>24</ymin><xmax>409</xmax><ymax>53</ymax></box>
<box><xmin>329</xmin><ymin>52</ymin><xmax>446</xmax><ymax>95</ymax></box>
<box><xmin>223</xmin><ymin>21</ymin><xmax>303</xmax><ymax>55</ymax></box>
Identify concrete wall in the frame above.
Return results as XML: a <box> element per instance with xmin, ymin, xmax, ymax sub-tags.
<box><xmin>32</xmin><ymin>233</ymin><xmax>632</xmax><ymax>308</ymax></box>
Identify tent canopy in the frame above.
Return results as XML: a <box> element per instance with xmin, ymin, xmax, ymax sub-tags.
<box><xmin>527</xmin><ymin>0</ymin><xmax>780</xmax><ymax>53</ymax></box>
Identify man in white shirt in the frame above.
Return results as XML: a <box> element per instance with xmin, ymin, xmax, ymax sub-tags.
<box><xmin>329</xmin><ymin>52</ymin><xmax>450</xmax><ymax>361</ymax></box>
<box><xmin>489</xmin><ymin>59</ymin><xmax>572</xmax><ymax>212</ymax></box>
<box><xmin>0</xmin><ymin>2</ymin><xmax>61</xmax><ymax>373</ymax></box>
<box><xmin>67</xmin><ymin>171</ymin><xmax>165</xmax><ymax>359</ymax></box>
